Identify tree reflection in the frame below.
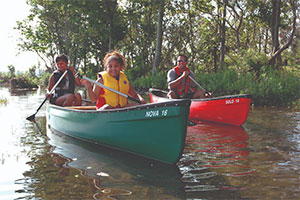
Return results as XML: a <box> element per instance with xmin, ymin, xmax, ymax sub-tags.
<box><xmin>16</xmin><ymin>117</ymin><xmax>101</xmax><ymax>199</ymax></box>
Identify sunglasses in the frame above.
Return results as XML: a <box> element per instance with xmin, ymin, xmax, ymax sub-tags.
<box><xmin>177</xmin><ymin>60</ymin><xmax>186</xmax><ymax>63</ymax></box>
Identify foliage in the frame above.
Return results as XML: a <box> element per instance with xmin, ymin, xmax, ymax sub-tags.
<box><xmin>38</xmin><ymin>72</ymin><xmax>51</xmax><ymax>88</ymax></box>
<box><xmin>0</xmin><ymin>96</ymin><xmax>7</xmax><ymax>105</ymax></box>
<box><xmin>131</xmin><ymin>71</ymin><xmax>167</xmax><ymax>91</ymax></box>
<box><xmin>0</xmin><ymin>72</ymin><xmax>10</xmax><ymax>84</ymax></box>
<box><xmin>16</xmin><ymin>0</ymin><xmax>127</xmax><ymax>72</ymax></box>
<box><xmin>14</xmin><ymin>0</ymin><xmax>300</xmax><ymax>107</ymax></box>
<box><xmin>250</xmin><ymin>69</ymin><xmax>300</xmax><ymax>106</ymax></box>
<box><xmin>225</xmin><ymin>48</ymin><xmax>269</xmax><ymax>77</ymax></box>
<box><xmin>7</xmin><ymin>65</ymin><xmax>16</xmax><ymax>78</ymax></box>
<box><xmin>202</xmin><ymin>69</ymin><xmax>300</xmax><ymax>107</ymax></box>
<box><xmin>13</xmin><ymin>74</ymin><xmax>38</xmax><ymax>89</ymax></box>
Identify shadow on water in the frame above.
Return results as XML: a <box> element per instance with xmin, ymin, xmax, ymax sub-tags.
<box><xmin>179</xmin><ymin>121</ymin><xmax>252</xmax><ymax>199</ymax></box>
<box><xmin>23</xmin><ymin>117</ymin><xmax>185</xmax><ymax>199</ymax></box>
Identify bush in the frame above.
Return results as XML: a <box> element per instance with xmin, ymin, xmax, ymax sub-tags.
<box><xmin>37</xmin><ymin>72</ymin><xmax>51</xmax><ymax>87</ymax></box>
<box><xmin>196</xmin><ymin>68</ymin><xmax>300</xmax><ymax>107</ymax></box>
<box><xmin>131</xmin><ymin>72</ymin><xmax>168</xmax><ymax>92</ymax></box>
<box><xmin>226</xmin><ymin>48</ymin><xmax>269</xmax><ymax>77</ymax></box>
<box><xmin>250</xmin><ymin>70</ymin><xmax>300</xmax><ymax>106</ymax></box>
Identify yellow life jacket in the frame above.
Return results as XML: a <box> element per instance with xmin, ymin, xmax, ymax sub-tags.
<box><xmin>98</xmin><ymin>71</ymin><xmax>130</xmax><ymax>108</ymax></box>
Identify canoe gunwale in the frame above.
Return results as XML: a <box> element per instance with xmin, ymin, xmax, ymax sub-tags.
<box><xmin>49</xmin><ymin>98</ymin><xmax>191</xmax><ymax>113</ymax></box>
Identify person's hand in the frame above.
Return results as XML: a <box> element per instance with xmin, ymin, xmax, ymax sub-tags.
<box><xmin>68</xmin><ymin>66</ymin><xmax>76</xmax><ymax>74</ymax></box>
<box><xmin>182</xmin><ymin>70</ymin><xmax>190</xmax><ymax>78</ymax></box>
<box><xmin>46</xmin><ymin>92</ymin><xmax>53</xmax><ymax>99</ymax></box>
<box><xmin>140</xmin><ymin>97</ymin><xmax>146</xmax><ymax>104</ymax></box>
<box><xmin>205</xmin><ymin>92</ymin><xmax>213</xmax><ymax>98</ymax></box>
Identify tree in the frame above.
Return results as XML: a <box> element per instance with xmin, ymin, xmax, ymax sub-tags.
<box><xmin>16</xmin><ymin>0</ymin><xmax>126</xmax><ymax>73</ymax></box>
<box><xmin>7</xmin><ymin>65</ymin><xmax>15</xmax><ymax>78</ymax></box>
<box><xmin>219</xmin><ymin>0</ymin><xmax>228</xmax><ymax>70</ymax></box>
<box><xmin>152</xmin><ymin>0</ymin><xmax>165</xmax><ymax>73</ymax></box>
<box><xmin>269</xmin><ymin>0</ymin><xmax>298</xmax><ymax>66</ymax></box>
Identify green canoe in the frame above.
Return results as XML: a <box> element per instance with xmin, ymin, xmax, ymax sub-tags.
<box><xmin>46</xmin><ymin>99</ymin><xmax>191</xmax><ymax>164</ymax></box>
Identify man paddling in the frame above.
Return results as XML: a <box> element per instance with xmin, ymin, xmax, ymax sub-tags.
<box><xmin>167</xmin><ymin>54</ymin><xmax>207</xmax><ymax>99</ymax></box>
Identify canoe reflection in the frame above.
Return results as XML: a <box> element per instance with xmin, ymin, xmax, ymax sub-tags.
<box><xmin>179</xmin><ymin>121</ymin><xmax>253</xmax><ymax>196</ymax></box>
<box><xmin>185</xmin><ymin>121</ymin><xmax>250</xmax><ymax>169</ymax></box>
<box><xmin>47</xmin><ymin>126</ymin><xmax>185</xmax><ymax>199</ymax></box>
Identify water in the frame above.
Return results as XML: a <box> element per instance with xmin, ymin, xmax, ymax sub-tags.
<box><xmin>0</xmin><ymin>87</ymin><xmax>299</xmax><ymax>199</ymax></box>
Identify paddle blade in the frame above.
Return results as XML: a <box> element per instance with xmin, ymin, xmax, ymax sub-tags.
<box><xmin>26</xmin><ymin>114</ymin><xmax>36</xmax><ymax>122</ymax></box>
<box><xmin>187</xmin><ymin>120</ymin><xmax>197</xmax><ymax>126</ymax></box>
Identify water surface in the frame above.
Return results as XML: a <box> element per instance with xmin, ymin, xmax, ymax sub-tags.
<box><xmin>0</xmin><ymin>87</ymin><xmax>299</xmax><ymax>199</ymax></box>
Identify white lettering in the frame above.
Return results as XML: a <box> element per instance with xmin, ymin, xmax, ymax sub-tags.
<box><xmin>145</xmin><ymin>109</ymin><xmax>169</xmax><ymax>117</ymax></box>
<box><xmin>226</xmin><ymin>99</ymin><xmax>234</xmax><ymax>104</ymax></box>
<box><xmin>226</xmin><ymin>99</ymin><xmax>240</xmax><ymax>104</ymax></box>
<box><xmin>161</xmin><ymin>110</ymin><xmax>168</xmax><ymax>116</ymax></box>
<box><xmin>145</xmin><ymin>110</ymin><xmax>159</xmax><ymax>117</ymax></box>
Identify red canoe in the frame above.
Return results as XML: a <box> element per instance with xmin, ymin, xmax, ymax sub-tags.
<box><xmin>149</xmin><ymin>88</ymin><xmax>252</xmax><ymax>126</ymax></box>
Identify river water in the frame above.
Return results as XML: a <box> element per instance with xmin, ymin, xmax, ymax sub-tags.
<box><xmin>0</xmin><ymin>87</ymin><xmax>299</xmax><ymax>200</ymax></box>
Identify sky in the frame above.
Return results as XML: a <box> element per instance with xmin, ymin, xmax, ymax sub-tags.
<box><xmin>0</xmin><ymin>0</ymin><xmax>39</xmax><ymax>72</ymax></box>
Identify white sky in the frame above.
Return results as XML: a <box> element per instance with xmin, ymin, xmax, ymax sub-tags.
<box><xmin>0</xmin><ymin>0</ymin><xmax>39</xmax><ymax>72</ymax></box>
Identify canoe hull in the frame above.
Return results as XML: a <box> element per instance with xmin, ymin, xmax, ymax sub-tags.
<box><xmin>149</xmin><ymin>88</ymin><xmax>251</xmax><ymax>126</ymax></box>
<box><xmin>46</xmin><ymin>99</ymin><xmax>191</xmax><ymax>164</ymax></box>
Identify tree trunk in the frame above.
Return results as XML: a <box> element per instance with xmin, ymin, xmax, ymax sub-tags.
<box><xmin>152</xmin><ymin>0</ymin><xmax>165</xmax><ymax>74</ymax></box>
<box><xmin>269</xmin><ymin>0</ymin><xmax>296</xmax><ymax>65</ymax></box>
<box><xmin>270</xmin><ymin>0</ymin><xmax>281</xmax><ymax>65</ymax></box>
<box><xmin>219</xmin><ymin>0</ymin><xmax>227</xmax><ymax>70</ymax></box>
<box><xmin>105</xmin><ymin>0</ymin><xmax>116</xmax><ymax>51</ymax></box>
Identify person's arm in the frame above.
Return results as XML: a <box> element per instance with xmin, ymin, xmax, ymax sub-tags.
<box><xmin>128</xmin><ymin>84</ymin><xmax>146</xmax><ymax>104</ymax></box>
<box><xmin>81</xmin><ymin>77</ymin><xmax>103</xmax><ymax>103</ymax></box>
<box><xmin>68</xmin><ymin>66</ymin><xmax>81</xmax><ymax>86</ymax></box>
<box><xmin>46</xmin><ymin>75</ymin><xmax>54</xmax><ymax>99</ymax></box>
<box><xmin>189</xmin><ymin>72</ymin><xmax>198</xmax><ymax>91</ymax></box>
<box><xmin>168</xmin><ymin>70</ymin><xmax>190</xmax><ymax>90</ymax></box>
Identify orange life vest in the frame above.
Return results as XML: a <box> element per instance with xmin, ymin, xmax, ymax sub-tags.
<box><xmin>96</xmin><ymin>71</ymin><xmax>130</xmax><ymax>109</ymax></box>
<box><xmin>173</xmin><ymin>66</ymin><xmax>191</xmax><ymax>97</ymax></box>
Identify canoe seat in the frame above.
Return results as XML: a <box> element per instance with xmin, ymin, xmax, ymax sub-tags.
<box><xmin>66</xmin><ymin>106</ymin><xmax>97</xmax><ymax>110</ymax></box>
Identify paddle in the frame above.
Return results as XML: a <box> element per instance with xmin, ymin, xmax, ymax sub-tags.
<box><xmin>26</xmin><ymin>70</ymin><xmax>68</xmax><ymax>121</ymax></box>
<box><xmin>79</xmin><ymin>75</ymin><xmax>142</xmax><ymax>104</ymax></box>
<box><xmin>188</xmin><ymin>75</ymin><xmax>211</xmax><ymax>97</ymax></box>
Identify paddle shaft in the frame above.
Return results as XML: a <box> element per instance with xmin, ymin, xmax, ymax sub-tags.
<box><xmin>81</xmin><ymin>75</ymin><xmax>141</xmax><ymax>104</ymax></box>
<box><xmin>188</xmin><ymin>75</ymin><xmax>210</xmax><ymax>95</ymax></box>
<box><xmin>32</xmin><ymin>70</ymin><xmax>68</xmax><ymax>116</ymax></box>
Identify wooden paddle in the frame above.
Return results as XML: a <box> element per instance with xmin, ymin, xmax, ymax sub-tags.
<box><xmin>26</xmin><ymin>70</ymin><xmax>68</xmax><ymax>121</ymax></box>
<box><xmin>80</xmin><ymin>75</ymin><xmax>142</xmax><ymax>104</ymax></box>
<box><xmin>188</xmin><ymin>75</ymin><xmax>211</xmax><ymax>97</ymax></box>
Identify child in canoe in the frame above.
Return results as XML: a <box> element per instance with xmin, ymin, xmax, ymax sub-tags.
<box><xmin>46</xmin><ymin>54</ymin><xmax>82</xmax><ymax>106</ymax></box>
<box><xmin>81</xmin><ymin>50</ymin><xmax>146</xmax><ymax>110</ymax></box>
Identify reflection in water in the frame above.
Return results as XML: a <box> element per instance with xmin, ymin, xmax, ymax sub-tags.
<box><xmin>179</xmin><ymin>121</ymin><xmax>252</xmax><ymax>199</ymax></box>
<box><xmin>47</xmin><ymin>126</ymin><xmax>185</xmax><ymax>200</ymax></box>
<box><xmin>15</xmin><ymin>117</ymin><xmax>101</xmax><ymax>199</ymax></box>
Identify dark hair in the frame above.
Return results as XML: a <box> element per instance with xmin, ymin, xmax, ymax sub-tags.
<box><xmin>103</xmin><ymin>50</ymin><xmax>126</xmax><ymax>70</ymax></box>
<box><xmin>178</xmin><ymin>54</ymin><xmax>188</xmax><ymax>62</ymax></box>
<box><xmin>55</xmin><ymin>54</ymin><xmax>68</xmax><ymax>63</ymax></box>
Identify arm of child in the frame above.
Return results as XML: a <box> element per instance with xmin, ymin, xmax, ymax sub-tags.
<box><xmin>68</xmin><ymin>66</ymin><xmax>81</xmax><ymax>86</ymax></box>
<box><xmin>81</xmin><ymin>77</ymin><xmax>103</xmax><ymax>103</ymax></box>
<box><xmin>46</xmin><ymin>75</ymin><xmax>54</xmax><ymax>99</ymax></box>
